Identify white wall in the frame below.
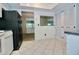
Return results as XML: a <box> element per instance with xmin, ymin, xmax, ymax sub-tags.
<box><xmin>34</xmin><ymin>9</ymin><xmax>56</xmax><ymax>40</ymax></box>
<box><xmin>54</xmin><ymin>4</ymin><xmax>75</xmax><ymax>31</ymax></box>
<box><xmin>53</xmin><ymin>3</ymin><xmax>79</xmax><ymax>37</ymax></box>
<box><xmin>0</xmin><ymin>3</ymin><xmax>57</xmax><ymax>40</ymax></box>
<box><xmin>0</xmin><ymin>3</ymin><xmax>11</xmax><ymax>17</ymax></box>
<box><xmin>0</xmin><ymin>4</ymin><xmax>8</xmax><ymax>17</ymax></box>
<box><xmin>0</xmin><ymin>4</ymin><xmax>2</xmax><ymax>17</ymax></box>
<box><xmin>21</xmin><ymin>16</ymin><xmax>27</xmax><ymax>34</ymax></box>
<box><xmin>0</xmin><ymin>3</ymin><xmax>22</xmax><ymax>15</ymax></box>
<box><xmin>1</xmin><ymin>3</ymin><xmax>22</xmax><ymax>16</ymax></box>
<box><xmin>21</xmin><ymin>8</ymin><xmax>56</xmax><ymax>40</ymax></box>
<box><xmin>35</xmin><ymin>26</ymin><xmax>56</xmax><ymax>40</ymax></box>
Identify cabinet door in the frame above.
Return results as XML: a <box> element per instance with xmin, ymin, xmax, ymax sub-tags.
<box><xmin>65</xmin><ymin>5</ymin><xmax>76</xmax><ymax>32</ymax></box>
<box><xmin>66</xmin><ymin>34</ymin><xmax>79</xmax><ymax>55</ymax></box>
<box><xmin>0</xmin><ymin>4</ymin><xmax>2</xmax><ymax>17</ymax></box>
<box><xmin>56</xmin><ymin>11</ymin><xmax>65</xmax><ymax>29</ymax></box>
<box><xmin>76</xmin><ymin>4</ymin><xmax>79</xmax><ymax>32</ymax></box>
<box><xmin>56</xmin><ymin>11</ymin><xmax>65</xmax><ymax>38</ymax></box>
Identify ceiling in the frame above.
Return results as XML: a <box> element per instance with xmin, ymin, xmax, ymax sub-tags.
<box><xmin>19</xmin><ymin>3</ymin><xmax>58</xmax><ymax>9</ymax></box>
<box><xmin>3</xmin><ymin>3</ymin><xmax>58</xmax><ymax>10</ymax></box>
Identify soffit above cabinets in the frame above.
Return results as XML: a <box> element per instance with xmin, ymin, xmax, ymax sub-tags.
<box><xmin>1</xmin><ymin>3</ymin><xmax>58</xmax><ymax>10</ymax></box>
<box><xmin>19</xmin><ymin>3</ymin><xmax>58</xmax><ymax>9</ymax></box>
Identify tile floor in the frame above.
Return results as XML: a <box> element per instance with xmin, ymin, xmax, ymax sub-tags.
<box><xmin>11</xmin><ymin>37</ymin><xmax>66</xmax><ymax>55</ymax></box>
<box><xmin>23</xmin><ymin>34</ymin><xmax>34</xmax><ymax>41</ymax></box>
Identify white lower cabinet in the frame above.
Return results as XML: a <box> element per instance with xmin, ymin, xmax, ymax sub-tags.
<box><xmin>65</xmin><ymin>34</ymin><xmax>79</xmax><ymax>55</ymax></box>
<box><xmin>35</xmin><ymin>26</ymin><xmax>56</xmax><ymax>40</ymax></box>
<box><xmin>0</xmin><ymin>31</ymin><xmax>13</xmax><ymax>55</ymax></box>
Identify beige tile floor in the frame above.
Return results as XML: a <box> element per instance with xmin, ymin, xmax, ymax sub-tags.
<box><xmin>11</xmin><ymin>37</ymin><xmax>66</xmax><ymax>55</ymax></box>
<box><xmin>23</xmin><ymin>34</ymin><xmax>34</xmax><ymax>41</ymax></box>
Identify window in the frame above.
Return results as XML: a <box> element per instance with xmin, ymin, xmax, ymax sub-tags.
<box><xmin>26</xmin><ymin>21</ymin><xmax>34</xmax><ymax>28</ymax></box>
<box><xmin>40</xmin><ymin>16</ymin><xmax>54</xmax><ymax>26</ymax></box>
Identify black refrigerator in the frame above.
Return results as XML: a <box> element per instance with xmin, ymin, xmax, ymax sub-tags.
<box><xmin>0</xmin><ymin>9</ymin><xmax>23</xmax><ymax>50</ymax></box>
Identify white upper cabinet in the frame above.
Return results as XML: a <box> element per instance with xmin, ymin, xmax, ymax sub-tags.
<box><xmin>64</xmin><ymin>4</ymin><xmax>76</xmax><ymax>32</ymax></box>
<box><xmin>55</xmin><ymin>4</ymin><xmax>78</xmax><ymax>32</ymax></box>
<box><xmin>56</xmin><ymin>11</ymin><xmax>65</xmax><ymax>28</ymax></box>
<box><xmin>76</xmin><ymin>4</ymin><xmax>79</xmax><ymax>32</ymax></box>
<box><xmin>65</xmin><ymin>4</ymin><xmax>79</xmax><ymax>32</ymax></box>
<box><xmin>0</xmin><ymin>4</ymin><xmax>2</xmax><ymax>17</ymax></box>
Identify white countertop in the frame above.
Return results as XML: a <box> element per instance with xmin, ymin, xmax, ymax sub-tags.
<box><xmin>0</xmin><ymin>31</ymin><xmax>13</xmax><ymax>38</ymax></box>
<box><xmin>0</xmin><ymin>30</ymin><xmax>13</xmax><ymax>55</ymax></box>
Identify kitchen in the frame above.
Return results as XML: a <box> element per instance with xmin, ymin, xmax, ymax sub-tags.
<box><xmin>0</xmin><ymin>3</ymin><xmax>79</xmax><ymax>55</ymax></box>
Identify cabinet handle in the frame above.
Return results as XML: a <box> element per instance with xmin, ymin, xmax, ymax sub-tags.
<box><xmin>38</xmin><ymin>24</ymin><xmax>39</xmax><ymax>26</ymax></box>
<box><xmin>73</xmin><ymin>5</ymin><xmax>75</xmax><ymax>7</ymax></box>
<box><xmin>66</xmin><ymin>27</ymin><xmax>70</xmax><ymax>28</ymax></box>
<box><xmin>61</xmin><ymin>27</ymin><xmax>64</xmax><ymax>28</ymax></box>
<box><xmin>74</xmin><ymin>26</ymin><xmax>75</xmax><ymax>28</ymax></box>
<box><xmin>45</xmin><ymin>34</ymin><xmax>46</xmax><ymax>36</ymax></box>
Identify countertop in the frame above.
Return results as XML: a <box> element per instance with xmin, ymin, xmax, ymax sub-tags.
<box><xmin>0</xmin><ymin>30</ymin><xmax>13</xmax><ymax>37</ymax></box>
<box><xmin>64</xmin><ymin>31</ymin><xmax>79</xmax><ymax>35</ymax></box>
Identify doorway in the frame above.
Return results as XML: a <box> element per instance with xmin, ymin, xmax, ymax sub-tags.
<box><xmin>21</xmin><ymin>12</ymin><xmax>35</xmax><ymax>41</ymax></box>
<box><xmin>56</xmin><ymin>11</ymin><xmax>65</xmax><ymax>38</ymax></box>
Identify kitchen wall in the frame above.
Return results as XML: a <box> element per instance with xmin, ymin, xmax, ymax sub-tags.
<box><xmin>0</xmin><ymin>3</ymin><xmax>8</xmax><ymax>10</ymax></box>
<box><xmin>0</xmin><ymin>4</ymin><xmax>7</xmax><ymax>17</ymax></box>
<box><xmin>1</xmin><ymin>3</ymin><xmax>22</xmax><ymax>15</ymax></box>
<box><xmin>0</xmin><ymin>3</ymin><xmax>12</xmax><ymax>18</ymax></box>
<box><xmin>34</xmin><ymin>9</ymin><xmax>56</xmax><ymax>40</ymax></box>
<box><xmin>53</xmin><ymin>3</ymin><xmax>79</xmax><ymax>34</ymax></box>
<box><xmin>20</xmin><ymin>8</ymin><xmax>56</xmax><ymax>40</ymax></box>
<box><xmin>51</xmin><ymin>3</ymin><xmax>79</xmax><ymax>39</ymax></box>
<box><xmin>21</xmin><ymin>16</ymin><xmax>27</xmax><ymax>34</ymax></box>
<box><xmin>0</xmin><ymin>3</ymin><xmax>22</xmax><ymax>17</ymax></box>
<box><xmin>0</xmin><ymin>3</ymin><xmax>57</xmax><ymax>40</ymax></box>
<box><xmin>2</xmin><ymin>3</ymin><xmax>79</xmax><ymax>40</ymax></box>
<box><xmin>54</xmin><ymin>4</ymin><xmax>73</xmax><ymax>31</ymax></box>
